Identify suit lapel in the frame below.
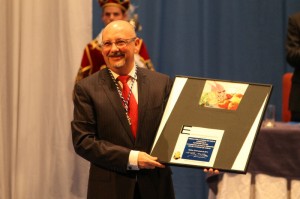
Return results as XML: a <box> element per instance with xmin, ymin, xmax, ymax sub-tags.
<box><xmin>137</xmin><ymin>69</ymin><xmax>149</xmax><ymax>136</ymax></box>
<box><xmin>98</xmin><ymin>70</ymin><xmax>135</xmax><ymax>143</ymax></box>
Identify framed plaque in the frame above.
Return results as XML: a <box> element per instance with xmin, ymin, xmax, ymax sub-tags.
<box><xmin>150</xmin><ymin>76</ymin><xmax>273</xmax><ymax>173</ymax></box>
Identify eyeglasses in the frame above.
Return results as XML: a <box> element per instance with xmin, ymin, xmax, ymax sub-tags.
<box><xmin>100</xmin><ymin>37</ymin><xmax>136</xmax><ymax>50</ymax></box>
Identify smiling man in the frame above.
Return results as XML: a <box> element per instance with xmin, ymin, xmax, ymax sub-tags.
<box><xmin>101</xmin><ymin>22</ymin><xmax>138</xmax><ymax>74</ymax></box>
<box><xmin>72</xmin><ymin>20</ymin><xmax>175</xmax><ymax>199</ymax></box>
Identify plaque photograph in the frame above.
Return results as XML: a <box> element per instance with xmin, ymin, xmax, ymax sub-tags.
<box><xmin>150</xmin><ymin>76</ymin><xmax>273</xmax><ymax>173</ymax></box>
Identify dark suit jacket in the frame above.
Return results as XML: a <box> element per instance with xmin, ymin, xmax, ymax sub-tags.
<box><xmin>71</xmin><ymin>68</ymin><xmax>175</xmax><ymax>199</ymax></box>
<box><xmin>286</xmin><ymin>12</ymin><xmax>300</xmax><ymax>112</ymax></box>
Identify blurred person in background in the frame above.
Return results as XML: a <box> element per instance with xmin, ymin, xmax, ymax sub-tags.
<box><xmin>286</xmin><ymin>12</ymin><xmax>300</xmax><ymax>122</ymax></box>
<box><xmin>75</xmin><ymin>0</ymin><xmax>154</xmax><ymax>83</ymax></box>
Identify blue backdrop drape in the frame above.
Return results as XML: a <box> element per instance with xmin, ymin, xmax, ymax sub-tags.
<box><xmin>92</xmin><ymin>0</ymin><xmax>300</xmax><ymax>198</ymax></box>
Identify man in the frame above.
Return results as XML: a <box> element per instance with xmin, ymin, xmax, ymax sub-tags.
<box><xmin>76</xmin><ymin>0</ymin><xmax>154</xmax><ymax>83</ymax></box>
<box><xmin>71</xmin><ymin>20</ymin><xmax>175</xmax><ymax>199</ymax></box>
<box><xmin>286</xmin><ymin>12</ymin><xmax>300</xmax><ymax>121</ymax></box>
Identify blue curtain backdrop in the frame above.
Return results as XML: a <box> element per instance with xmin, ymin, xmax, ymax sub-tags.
<box><xmin>92</xmin><ymin>0</ymin><xmax>300</xmax><ymax>198</ymax></box>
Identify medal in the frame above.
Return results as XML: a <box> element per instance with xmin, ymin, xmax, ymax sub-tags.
<box><xmin>108</xmin><ymin>67</ymin><xmax>137</xmax><ymax>125</ymax></box>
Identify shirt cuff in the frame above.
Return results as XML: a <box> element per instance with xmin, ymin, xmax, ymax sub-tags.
<box><xmin>127</xmin><ymin>150</ymin><xmax>140</xmax><ymax>170</ymax></box>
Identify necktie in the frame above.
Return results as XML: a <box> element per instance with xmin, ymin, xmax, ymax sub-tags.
<box><xmin>118</xmin><ymin>75</ymin><xmax>138</xmax><ymax>138</ymax></box>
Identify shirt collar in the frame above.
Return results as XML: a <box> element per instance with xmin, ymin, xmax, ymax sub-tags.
<box><xmin>110</xmin><ymin>65</ymin><xmax>137</xmax><ymax>80</ymax></box>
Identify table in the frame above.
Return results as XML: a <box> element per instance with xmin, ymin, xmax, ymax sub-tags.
<box><xmin>207</xmin><ymin>122</ymin><xmax>300</xmax><ymax>199</ymax></box>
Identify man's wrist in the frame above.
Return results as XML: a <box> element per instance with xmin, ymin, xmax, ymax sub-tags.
<box><xmin>127</xmin><ymin>150</ymin><xmax>140</xmax><ymax>170</ymax></box>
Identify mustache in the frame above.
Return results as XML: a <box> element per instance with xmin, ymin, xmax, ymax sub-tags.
<box><xmin>108</xmin><ymin>52</ymin><xmax>125</xmax><ymax>57</ymax></box>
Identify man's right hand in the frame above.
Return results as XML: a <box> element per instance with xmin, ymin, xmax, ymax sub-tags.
<box><xmin>138</xmin><ymin>152</ymin><xmax>165</xmax><ymax>169</ymax></box>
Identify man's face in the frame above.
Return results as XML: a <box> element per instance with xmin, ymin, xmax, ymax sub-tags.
<box><xmin>102</xmin><ymin>6</ymin><xmax>126</xmax><ymax>26</ymax></box>
<box><xmin>101</xmin><ymin>21</ymin><xmax>139</xmax><ymax>75</ymax></box>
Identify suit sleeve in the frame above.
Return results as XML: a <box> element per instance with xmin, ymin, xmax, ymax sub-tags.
<box><xmin>71</xmin><ymin>83</ymin><xmax>131</xmax><ymax>173</ymax></box>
